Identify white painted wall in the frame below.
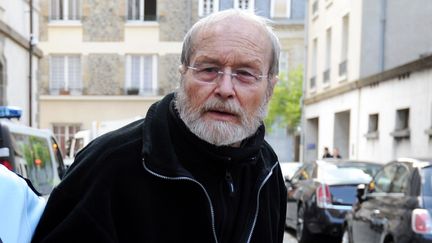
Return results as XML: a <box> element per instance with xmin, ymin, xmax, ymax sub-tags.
<box><xmin>358</xmin><ymin>71</ymin><xmax>432</xmax><ymax>162</ymax></box>
<box><xmin>304</xmin><ymin>89</ymin><xmax>360</xmax><ymax>160</ymax></box>
<box><xmin>0</xmin><ymin>0</ymin><xmax>40</xmax><ymax>126</ymax></box>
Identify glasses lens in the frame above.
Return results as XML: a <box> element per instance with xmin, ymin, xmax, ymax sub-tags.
<box><xmin>235</xmin><ymin>70</ymin><xmax>258</xmax><ymax>84</ymax></box>
<box><xmin>193</xmin><ymin>67</ymin><xmax>219</xmax><ymax>82</ymax></box>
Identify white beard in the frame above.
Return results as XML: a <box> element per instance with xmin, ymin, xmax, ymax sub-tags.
<box><xmin>175</xmin><ymin>83</ymin><xmax>269</xmax><ymax>146</ymax></box>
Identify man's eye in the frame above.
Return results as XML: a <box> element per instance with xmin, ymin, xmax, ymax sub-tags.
<box><xmin>236</xmin><ymin>70</ymin><xmax>255</xmax><ymax>78</ymax></box>
<box><xmin>199</xmin><ymin>67</ymin><xmax>219</xmax><ymax>73</ymax></box>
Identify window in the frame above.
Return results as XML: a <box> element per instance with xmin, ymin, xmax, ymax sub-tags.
<box><xmin>271</xmin><ymin>0</ymin><xmax>291</xmax><ymax>18</ymax></box>
<box><xmin>50</xmin><ymin>0</ymin><xmax>81</xmax><ymax>21</ymax></box>
<box><xmin>312</xmin><ymin>0</ymin><xmax>319</xmax><ymax>17</ymax></box>
<box><xmin>0</xmin><ymin>62</ymin><xmax>5</xmax><ymax>105</ymax></box>
<box><xmin>310</xmin><ymin>38</ymin><xmax>317</xmax><ymax>90</ymax></box>
<box><xmin>10</xmin><ymin>132</ymin><xmax>55</xmax><ymax>195</ymax></box>
<box><xmin>323</xmin><ymin>27</ymin><xmax>331</xmax><ymax>84</ymax></box>
<box><xmin>234</xmin><ymin>0</ymin><xmax>254</xmax><ymax>11</ymax></box>
<box><xmin>279</xmin><ymin>51</ymin><xmax>289</xmax><ymax>77</ymax></box>
<box><xmin>53</xmin><ymin>124</ymin><xmax>81</xmax><ymax>157</ymax></box>
<box><xmin>365</xmin><ymin>113</ymin><xmax>379</xmax><ymax>139</ymax></box>
<box><xmin>50</xmin><ymin>55</ymin><xmax>82</xmax><ymax>95</ymax></box>
<box><xmin>389</xmin><ymin>165</ymin><xmax>409</xmax><ymax>193</ymax></box>
<box><xmin>125</xmin><ymin>55</ymin><xmax>158</xmax><ymax>95</ymax></box>
<box><xmin>426</xmin><ymin>104</ymin><xmax>432</xmax><ymax>136</ymax></box>
<box><xmin>339</xmin><ymin>14</ymin><xmax>349</xmax><ymax>78</ymax></box>
<box><xmin>371</xmin><ymin>164</ymin><xmax>397</xmax><ymax>194</ymax></box>
<box><xmin>127</xmin><ymin>0</ymin><xmax>157</xmax><ymax>21</ymax></box>
<box><xmin>391</xmin><ymin>108</ymin><xmax>410</xmax><ymax>139</ymax></box>
<box><xmin>199</xmin><ymin>0</ymin><xmax>219</xmax><ymax>17</ymax></box>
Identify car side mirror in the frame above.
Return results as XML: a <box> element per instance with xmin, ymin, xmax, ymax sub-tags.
<box><xmin>356</xmin><ymin>183</ymin><xmax>366</xmax><ymax>203</ymax></box>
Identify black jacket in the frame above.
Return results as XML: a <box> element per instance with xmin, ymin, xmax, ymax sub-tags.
<box><xmin>32</xmin><ymin>93</ymin><xmax>287</xmax><ymax>243</ymax></box>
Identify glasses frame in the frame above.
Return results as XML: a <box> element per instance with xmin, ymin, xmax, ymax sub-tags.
<box><xmin>187</xmin><ymin>65</ymin><xmax>268</xmax><ymax>84</ymax></box>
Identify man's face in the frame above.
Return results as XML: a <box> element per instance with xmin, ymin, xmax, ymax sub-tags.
<box><xmin>176</xmin><ymin>17</ymin><xmax>277</xmax><ymax>146</ymax></box>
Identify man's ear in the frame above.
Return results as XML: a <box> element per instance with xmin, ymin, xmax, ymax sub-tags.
<box><xmin>270</xmin><ymin>75</ymin><xmax>279</xmax><ymax>87</ymax></box>
<box><xmin>178</xmin><ymin>65</ymin><xmax>186</xmax><ymax>74</ymax></box>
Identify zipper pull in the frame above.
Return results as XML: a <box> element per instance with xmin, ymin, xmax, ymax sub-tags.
<box><xmin>225</xmin><ymin>170</ymin><xmax>235</xmax><ymax>197</ymax></box>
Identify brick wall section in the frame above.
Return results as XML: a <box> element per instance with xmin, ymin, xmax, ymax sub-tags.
<box><xmin>38</xmin><ymin>57</ymin><xmax>49</xmax><ymax>94</ymax></box>
<box><xmin>158</xmin><ymin>54</ymin><xmax>181</xmax><ymax>95</ymax></box>
<box><xmin>85</xmin><ymin>54</ymin><xmax>124</xmax><ymax>95</ymax></box>
<box><xmin>39</xmin><ymin>0</ymin><xmax>49</xmax><ymax>42</ymax></box>
<box><xmin>82</xmin><ymin>0</ymin><xmax>125</xmax><ymax>41</ymax></box>
<box><xmin>158</xmin><ymin>0</ymin><xmax>198</xmax><ymax>42</ymax></box>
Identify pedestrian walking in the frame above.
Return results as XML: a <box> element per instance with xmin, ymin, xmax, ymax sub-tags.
<box><xmin>32</xmin><ymin>9</ymin><xmax>287</xmax><ymax>243</ymax></box>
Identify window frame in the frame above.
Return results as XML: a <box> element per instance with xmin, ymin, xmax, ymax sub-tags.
<box><xmin>198</xmin><ymin>0</ymin><xmax>220</xmax><ymax>17</ymax></box>
<box><xmin>49</xmin><ymin>55</ymin><xmax>82</xmax><ymax>95</ymax></box>
<box><xmin>126</xmin><ymin>0</ymin><xmax>157</xmax><ymax>22</ymax></box>
<box><xmin>49</xmin><ymin>0</ymin><xmax>81</xmax><ymax>22</ymax></box>
<box><xmin>125</xmin><ymin>54</ymin><xmax>158</xmax><ymax>96</ymax></box>
<box><xmin>234</xmin><ymin>0</ymin><xmax>255</xmax><ymax>12</ymax></box>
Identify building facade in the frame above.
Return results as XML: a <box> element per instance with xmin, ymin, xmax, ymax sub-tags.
<box><xmin>37</xmin><ymin>0</ymin><xmax>304</xmax><ymax>158</ymax></box>
<box><xmin>303</xmin><ymin>0</ymin><xmax>432</xmax><ymax>163</ymax></box>
<box><xmin>0</xmin><ymin>0</ymin><xmax>42</xmax><ymax>126</ymax></box>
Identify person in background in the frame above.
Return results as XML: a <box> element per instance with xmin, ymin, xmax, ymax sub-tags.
<box><xmin>333</xmin><ymin>147</ymin><xmax>342</xmax><ymax>159</ymax></box>
<box><xmin>0</xmin><ymin>164</ymin><xmax>46</xmax><ymax>243</ymax></box>
<box><xmin>32</xmin><ymin>9</ymin><xmax>286</xmax><ymax>243</ymax></box>
<box><xmin>322</xmin><ymin>147</ymin><xmax>332</xmax><ymax>158</ymax></box>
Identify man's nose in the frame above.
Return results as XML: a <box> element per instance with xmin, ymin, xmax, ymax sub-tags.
<box><xmin>214</xmin><ymin>71</ymin><xmax>235</xmax><ymax>99</ymax></box>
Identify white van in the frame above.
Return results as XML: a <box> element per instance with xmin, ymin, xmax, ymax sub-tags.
<box><xmin>0</xmin><ymin>107</ymin><xmax>65</xmax><ymax>196</ymax></box>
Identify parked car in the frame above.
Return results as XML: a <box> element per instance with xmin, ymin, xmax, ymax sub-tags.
<box><xmin>0</xmin><ymin>106</ymin><xmax>65</xmax><ymax>196</ymax></box>
<box><xmin>280</xmin><ymin>161</ymin><xmax>303</xmax><ymax>180</ymax></box>
<box><xmin>343</xmin><ymin>158</ymin><xmax>432</xmax><ymax>243</ymax></box>
<box><xmin>285</xmin><ymin>159</ymin><xmax>378</xmax><ymax>243</ymax></box>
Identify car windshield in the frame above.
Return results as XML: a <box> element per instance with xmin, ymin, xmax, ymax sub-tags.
<box><xmin>421</xmin><ymin>167</ymin><xmax>432</xmax><ymax>196</ymax></box>
<box><xmin>317</xmin><ymin>161</ymin><xmax>372</xmax><ymax>184</ymax></box>
<box><xmin>336</xmin><ymin>162</ymin><xmax>382</xmax><ymax>177</ymax></box>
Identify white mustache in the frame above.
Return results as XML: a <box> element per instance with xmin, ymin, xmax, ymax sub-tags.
<box><xmin>201</xmin><ymin>99</ymin><xmax>243</xmax><ymax>117</ymax></box>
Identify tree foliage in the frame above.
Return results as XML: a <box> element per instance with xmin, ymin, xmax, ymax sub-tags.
<box><xmin>265</xmin><ymin>65</ymin><xmax>303</xmax><ymax>133</ymax></box>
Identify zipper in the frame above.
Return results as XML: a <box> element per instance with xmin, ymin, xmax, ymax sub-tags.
<box><xmin>142</xmin><ymin>158</ymin><xmax>219</xmax><ymax>243</ymax></box>
<box><xmin>245</xmin><ymin>162</ymin><xmax>279</xmax><ymax>243</ymax></box>
<box><xmin>225</xmin><ymin>169</ymin><xmax>235</xmax><ymax>197</ymax></box>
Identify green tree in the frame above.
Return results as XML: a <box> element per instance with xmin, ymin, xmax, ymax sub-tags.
<box><xmin>265</xmin><ymin>65</ymin><xmax>303</xmax><ymax>134</ymax></box>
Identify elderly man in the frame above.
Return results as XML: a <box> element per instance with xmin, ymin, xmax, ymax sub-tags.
<box><xmin>32</xmin><ymin>9</ymin><xmax>286</xmax><ymax>243</ymax></box>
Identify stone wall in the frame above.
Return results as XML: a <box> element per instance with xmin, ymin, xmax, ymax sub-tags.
<box><xmin>158</xmin><ymin>54</ymin><xmax>181</xmax><ymax>95</ymax></box>
<box><xmin>85</xmin><ymin>54</ymin><xmax>124</xmax><ymax>95</ymax></box>
<box><xmin>38</xmin><ymin>56</ymin><xmax>50</xmax><ymax>95</ymax></box>
<box><xmin>158</xmin><ymin>0</ymin><xmax>198</xmax><ymax>42</ymax></box>
<box><xmin>82</xmin><ymin>0</ymin><xmax>125</xmax><ymax>41</ymax></box>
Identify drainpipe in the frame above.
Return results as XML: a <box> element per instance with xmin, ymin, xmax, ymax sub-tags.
<box><xmin>300</xmin><ymin>0</ymin><xmax>309</xmax><ymax>162</ymax></box>
<box><xmin>380</xmin><ymin>0</ymin><xmax>387</xmax><ymax>71</ymax></box>
<box><xmin>28</xmin><ymin>0</ymin><xmax>34</xmax><ymax>126</ymax></box>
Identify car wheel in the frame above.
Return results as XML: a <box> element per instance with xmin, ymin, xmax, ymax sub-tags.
<box><xmin>341</xmin><ymin>226</ymin><xmax>351</xmax><ymax>243</ymax></box>
<box><xmin>296</xmin><ymin>204</ymin><xmax>312</xmax><ymax>243</ymax></box>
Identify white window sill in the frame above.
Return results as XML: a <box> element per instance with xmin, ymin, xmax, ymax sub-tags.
<box><xmin>48</xmin><ymin>21</ymin><xmax>82</xmax><ymax>27</ymax></box>
<box><xmin>390</xmin><ymin>129</ymin><xmax>410</xmax><ymax>139</ymax></box>
<box><xmin>364</xmin><ymin>131</ymin><xmax>379</xmax><ymax>140</ymax></box>
<box><xmin>125</xmin><ymin>21</ymin><xmax>159</xmax><ymax>27</ymax></box>
<box><xmin>338</xmin><ymin>74</ymin><xmax>347</xmax><ymax>83</ymax></box>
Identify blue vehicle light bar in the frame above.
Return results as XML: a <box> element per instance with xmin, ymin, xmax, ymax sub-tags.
<box><xmin>0</xmin><ymin>106</ymin><xmax>22</xmax><ymax>119</ymax></box>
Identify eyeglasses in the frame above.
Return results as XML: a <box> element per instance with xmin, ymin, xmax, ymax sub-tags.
<box><xmin>187</xmin><ymin>65</ymin><xmax>267</xmax><ymax>85</ymax></box>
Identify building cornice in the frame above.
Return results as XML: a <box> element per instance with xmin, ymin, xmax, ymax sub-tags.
<box><xmin>304</xmin><ymin>54</ymin><xmax>432</xmax><ymax>105</ymax></box>
<box><xmin>0</xmin><ymin>20</ymin><xmax>43</xmax><ymax>58</ymax></box>
<box><xmin>39</xmin><ymin>95</ymin><xmax>164</xmax><ymax>102</ymax></box>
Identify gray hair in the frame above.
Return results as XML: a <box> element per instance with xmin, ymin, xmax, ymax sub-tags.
<box><xmin>180</xmin><ymin>9</ymin><xmax>281</xmax><ymax>78</ymax></box>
